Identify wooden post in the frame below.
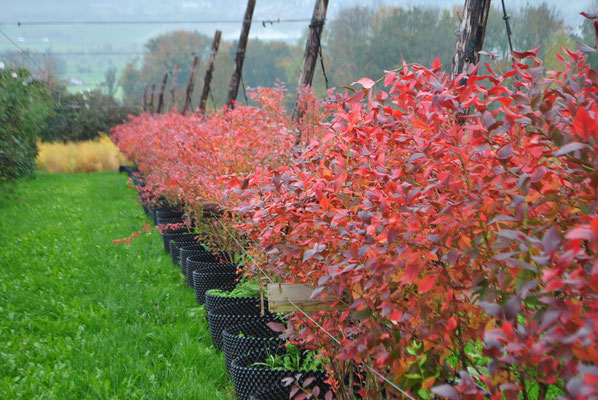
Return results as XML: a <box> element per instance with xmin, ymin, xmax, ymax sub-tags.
<box><xmin>156</xmin><ymin>72</ymin><xmax>168</xmax><ymax>113</ymax></box>
<box><xmin>451</xmin><ymin>0</ymin><xmax>492</xmax><ymax>77</ymax></box>
<box><xmin>291</xmin><ymin>0</ymin><xmax>329</xmax><ymax>125</ymax></box>
<box><xmin>142</xmin><ymin>83</ymin><xmax>148</xmax><ymax>111</ymax></box>
<box><xmin>182</xmin><ymin>55</ymin><xmax>200</xmax><ymax>114</ymax></box>
<box><xmin>170</xmin><ymin>64</ymin><xmax>179</xmax><ymax>111</ymax></box>
<box><xmin>226</xmin><ymin>0</ymin><xmax>256</xmax><ymax>108</ymax></box>
<box><xmin>149</xmin><ymin>83</ymin><xmax>156</xmax><ymax>114</ymax></box>
<box><xmin>199</xmin><ymin>30</ymin><xmax>222</xmax><ymax>113</ymax></box>
<box><xmin>267</xmin><ymin>283</ymin><xmax>347</xmax><ymax>313</ymax></box>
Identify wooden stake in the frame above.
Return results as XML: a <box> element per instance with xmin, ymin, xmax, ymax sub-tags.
<box><xmin>199</xmin><ymin>30</ymin><xmax>222</xmax><ymax>113</ymax></box>
<box><xmin>451</xmin><ymin>0</ymin><xmax>491</xmax><ymax>77</ymax></box>
<box><xmin>267</xmin><ymin>283</ymin><xmax>346</xmax><ymax>313</ymax></box>
<box><xmin>226</xmin><ymin>0</ymin><xmax>256</xmax><ymax>108</ymax></box>
<box><xmin>149</xmin><ymin>83</ymin><xmax>156</xmax><ymax>114</ymax></box>
<box><xmin>291</xmin><ymin>0</ymin><xmax>329</xmax><ymax>126</ymax></box>
<box><xmin>182</xmin><ymin>55</ymin><xmax>200</xmax><ymax>115</ymax></box>
<box><xmin>170</xmin><ymin>64</ymin><xmax>179</xmax><ymax>111</ymax></box>
<box><xmin>142</xmin><ymin>83</ymin><xmax>148</xmax><ymax>111</ymax></box>
<box><xmin>156</xmin><ymin>72</ymin><xmax>169</xmax><ymax>113</ymax></box>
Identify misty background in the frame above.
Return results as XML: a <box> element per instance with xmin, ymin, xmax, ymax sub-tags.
<box><xmin>1</xmin><ymin>0</ymin><xmax>597</xmax><ymax>110</ymax></box>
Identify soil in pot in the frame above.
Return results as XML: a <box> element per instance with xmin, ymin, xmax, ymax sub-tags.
<box><xmin>205</xmin><ymin>280</ymin><xmax>262</xmax><ymax>314</ymax></box>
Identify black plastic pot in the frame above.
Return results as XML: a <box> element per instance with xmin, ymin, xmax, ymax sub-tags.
<box><xmin>191</xmin><ymin>264</ymin><xmax>239</xmax><ymax>302</ymax></box>
<box><xmin>207</xmin><ymin>302</ymin><xmax>272</xmax><ymax>350</ymax></box>
<box><xmin>169</xmin><ymin>236</ymin><xmax>201</xmax><ymax>265</ymax></box>
<box><xmin>222</xmin><ymin>316</ymin><xmax>282</xmax><ymax>372</ymax></box>
<box><xmin>231</xmin><ymin>348</ymin><xmax>328</xmax><ymax>400</ymax></box>
<box><xmin>185</xmin><ymin>252</ymin><xmax>234</xmax><ymax>284</ymax></box>
<box><xmin>205</xmin><ymin>292</ymin><xmax>263</xmax><ymax>315</ymax></box>
<box><xmin>157</xmin><ymin>216</ymin><xmax>185</xmax><ymax>227</ymax></box>
<box><xmin>179</xmin><ymin>244</ymin><xmax>211</xmax><ymax>275</ymax></box>
<box><xmin>160</xmin><ymin>229</ymin><xmax>195</xmax><ymax>253</ymax></box>
<box><xmin>155</xmin><ymin>208</ymin><xmax>183</xmax><ymax>221</ymax></box>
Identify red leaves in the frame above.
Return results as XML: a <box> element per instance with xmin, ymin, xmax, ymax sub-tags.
<box><xmin>573</xmin><ymin>106</ymin><xmax>598</xmax><ymax>139</ymax></box>
<box><xmin>352</xmin><ymin>77</ymin><xmax>375</xmax><ymax>90</ymax></box>
<box><xmin>417</xmin><ymin>275</ymin><xmax>436</xmax><ymax>294</ymax></box>
<box><xmin>115</xmin><ymin>46</ymin><xmax>598</xmax><ymax>400</ymax></box>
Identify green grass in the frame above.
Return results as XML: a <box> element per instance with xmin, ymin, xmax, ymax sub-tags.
<box><xmin>0</xmin><ymin>171</ymin><xmax>234</xmax><ymax>399</ymax></box>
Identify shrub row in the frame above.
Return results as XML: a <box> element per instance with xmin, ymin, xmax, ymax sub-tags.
<box><xmin>111</xmin><ymin>48</ymin><xmax>598</xmax><ymax>399</ymax></box>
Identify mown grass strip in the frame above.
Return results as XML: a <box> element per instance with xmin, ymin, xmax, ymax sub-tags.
<box><xmin>0</xmin><ymin>172</ymin><xmax>233</xmax><ymax>399</ymax></box>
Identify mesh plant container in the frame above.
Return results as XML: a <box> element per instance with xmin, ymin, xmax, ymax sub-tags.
<box><xmin>150</xmin><ymin>205</ymin><xmax>176</xmax><ymax>225</ymax></box>
<box><xmin>207</xmin><ymin>302</ymin><xmax>272</xmax><ymax>350</ymax></box>
<box><xmin>249</xmin><ymin>378</ymin><xmax>332</xmax><ymax>400</ymax></box>
<box><xmin>222</xmin><ymin>316</ymin><xmax>282</xmax><ymax>372</ymax></box>
<box><xmin>157</xmin><ymin>216</ymin><xmax>184</xmax><ymax>227</ymax></box>
<box><xmin>179</xmin><ymin>244</ymin><xmax>211</xmax><ymax>275</ymax></box>
<box><xmin>155</xmin><ymin>208</ymin><xmax>183</xmax><ymax>221</ymax></box>
<box><xmin>160</xmin><ymin>229</ymin><xmax>195</xmax><ymax>253</ymax></box>
<box><xmin>231</xmin><ymin>347</ymin><xmax>328</xmax><ymax>400</ymax></box>
<box><xmin>168</xmin><ymin>236</ymin><xmax>201</xmax><ymax>265</ymax></box>
<box><xmin>185</xmin><ymin>252</ymin><xmax>235</xmax><ymax>283</ymax></box>
<box><xmin>205</xmin><ymin>292</ymin><xmax>264</xmax><ymax>315</ymax></box>
<box><xmin>191</xmin><ymin>264</ymin><xmax>239</xmax><ymax>302</ymax></box>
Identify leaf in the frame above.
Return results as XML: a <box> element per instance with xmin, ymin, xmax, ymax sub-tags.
<box><xmin>352</xmin><ymin>77</ymin><xmax>375</xmax><ymax>90</ymax></box>
<box><xmin>417</xmin><ymin>276</ymin><xmax>436</xmax><ymax>294</ymax></box>
<box><xmin>573</xmin><ymin>107</ymin><xmax>598</xmax><ymax>139</ymax></box>
<box><xmin>581</xmin><ymin>11</ymin><xmax>598</xmax><ymax>19</ymax></box>
<box><xmin>267</xmin><ymin>321</ymin><xmax>287</xmax><ymax>333</ymax></box>
<box><xmin>541</xmin><ymin>225</ymin><xmax>560</xmax><ymax>254</ymax></box>
<box><xmin>576</xmin><ymin>41</ymin><xmax>597</xmax><ymax>54</ymax></box>
<box><xmin>504</xmin><ymin>296</ymin><xmax>521</xmax><ymax>321</ymax></box>
<box><xmin>554</xmin><ymin>141</ymin><xmax>587</xmax><ymax>156</ymax></box>
<box><xmin>566</xmin><ymin>225</ymin><xmax>595</xmax><ymax>241</ymax></box>
<box><xmin>497</xmin><ymin>143</ymin><xmax>513</xmax><ymax>160</ymax></box>
<box><xmin>404</xmin><ymin>264</ymin><xmax>419</xmax><ymax>283</ymax></box>
<box><xmin>488</xmin><ymin>215</ymin><xmax>517</xmax><ymax>225</ymax></box>
<box><xmin>431</xmin><ymin>384</ymin><xmax>459</xmax><ymax>400</ymax></box>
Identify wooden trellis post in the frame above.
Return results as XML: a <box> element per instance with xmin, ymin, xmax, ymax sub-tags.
<box><xmin>199</xmin><ymin>30</ymin><xmax>222</xmax><ymax>113</ymax></box>
<box><xmin>267</xmin><ymin>283</ymin><xmax>347</xmax><ymax>313</ymax></box>
<box><xmin>451</xmin><ymin>0</ymin><xmax>492</xmax><ymax>77</ymax></box>
<box><xmin>156</xmin><ymin>72</ymin><xmax>169</xmax><ymax>113</ymax></box>
<box><xmin>142</xmin><ymin>83</ymin><xmax>148</xmax><ymax>111</ymax></box>
<box><xmin>182</xmin><ymin>55</ymin><xmax>200</xmax><ymax>114</ymax></box>
<box><xmin>149</xmin><ymin>83</ymin><xmax>156</xmax><ymax>114</ymax></box>
<box><xmin>170</xmin><ymin>64</ymin><xmax>179</xmax><ymax>110</ymax></box>
<box><xmin>291</xmin><ymin>0</ymin><xmax>329</xmax><ymax>128</ymax></box>
<box><xmin>226</xmin><ymin>0</ymin><xmax>256</xmax><ymax>108</ymax></box>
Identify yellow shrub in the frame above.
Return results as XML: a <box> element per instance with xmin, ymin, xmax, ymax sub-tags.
<box><xmin>36</xmin><ymin>134</ymin><xmax>129</xmax><ymax>173</ymax></box>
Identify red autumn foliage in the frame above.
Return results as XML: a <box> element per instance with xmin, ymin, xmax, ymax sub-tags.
<box><xmin>231</xmin><ymin>49</ymin><xmax>598</xmax><ymax>398</ymax></box>
<box><xmin>111</xmin><ymin>87</ymin><xmax>330</xmax><ymax>218</ymax></box>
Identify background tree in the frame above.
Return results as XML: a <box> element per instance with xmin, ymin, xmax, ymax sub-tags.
<box><xmin>104</xmin><ymin>66</ymin><xmax>117</xmax><ymax>98</ymax></box>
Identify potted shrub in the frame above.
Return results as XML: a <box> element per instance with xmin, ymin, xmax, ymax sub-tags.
<box><xmin>231</xmin><ymin>345</ymin><xmax>328</xmax><ymax>400</ymax></box>
<box><xmin>191</xmin><ymin>264</ymin><xmax>239</xmax><ymax>302</ymax></box>
<box><xmin>204</xmin><ymin>279</ymin><xmax>262</xmax><ymax>314</ymax></box>
<box><xmin>185</xmin><ymin>252</ymin><xmax>234</xmax><ymax>286</ymax></box>
<box><xmin>221</xmin><ymin>317</ymin><xmax>283</xmax><ymax>372</ymax></box>
<box><xmin>207</xmin><ymin>302</ymin><xmax>272</xmax><ymax>350</ymax></box>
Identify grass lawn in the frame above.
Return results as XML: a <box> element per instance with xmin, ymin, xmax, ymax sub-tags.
<box><xmin>0</xmin><ymin>172</ymin><xmax>233</xmax><ymax>399</ymax></box>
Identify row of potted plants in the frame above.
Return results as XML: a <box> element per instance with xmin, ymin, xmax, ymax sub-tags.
<box><xmin>125</xmin><ymin>168</ymin><xmax>331</xmax><ymax>400</ymax></box>
<box><xmin>112</xmin><ymin>42</ymin><xmax>598</xmax><ymax>399</ymax></box>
